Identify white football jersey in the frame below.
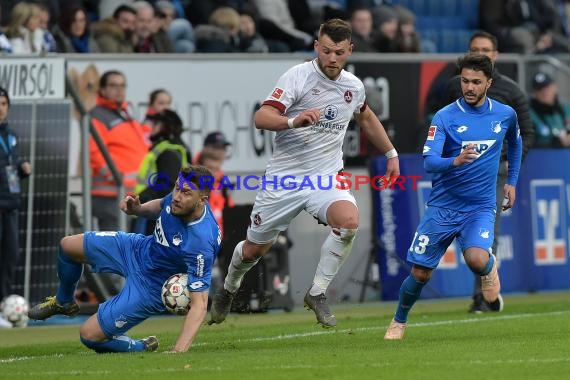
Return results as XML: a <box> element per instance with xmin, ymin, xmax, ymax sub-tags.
<box><xmin>262</xmin><ymin>59</ymin><xmax>367</xmax><ymax>177</ymax></box>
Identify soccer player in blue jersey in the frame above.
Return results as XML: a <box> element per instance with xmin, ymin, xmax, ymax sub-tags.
<box><xmin>384</xmin><ymin>54</ymin><xmax>523</xmax><ymax>340</ymax></box>
<box><xmin>28</xmin><ymin>165</ymin><xmax>222</xmax><ymax>353</ymax></box>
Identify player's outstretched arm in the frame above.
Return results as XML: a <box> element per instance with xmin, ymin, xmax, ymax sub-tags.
<box><xmin>168</xmin><ymin>291</ymin><xmax>209</xmax><ymax>353</ymax></box>
<box><xmin>254</xmin><ymin>104</ymin><xmax>320</xmax><ymax>131</ymax></box>
<box><xmin>120</xmin><ymin>196</ymin><xmax>162</xmax><ymax>219</ymax></box>
<box><xmin>355</xmin><ymin>107</ymin><xmax>400</xmax><ymax>177</ymax></box>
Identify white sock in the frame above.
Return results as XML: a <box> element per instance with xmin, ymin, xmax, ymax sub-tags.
<box><xmin>310</xmin><ymin>228</ymin><xmax>357</xmax><ymax>296</ymax></box>
<box><xmin>224</xmin><ymin>241</ymin><xmax>259</xmax><ymax>293</ymax></box>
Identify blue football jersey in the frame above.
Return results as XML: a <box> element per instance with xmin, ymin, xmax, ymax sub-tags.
<box><xmin>134</xmin><ymin>193</ymin><xmax>221</xmax><ymax>292</ymax></box>
<box><xmin>423</xmin><ymin>97</ymin><xmax>522</xmax><ymax>211</ymax></box>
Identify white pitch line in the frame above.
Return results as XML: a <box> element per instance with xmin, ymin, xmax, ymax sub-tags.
<box><xmin>2</xmin><ymin>309</ymin><xmax>569</xmax><ymax>364</ymax></box>
<box><xmin>208</xmin><ymin>309</ymin><xmax>570</xmax><ymax>345</ymax></box>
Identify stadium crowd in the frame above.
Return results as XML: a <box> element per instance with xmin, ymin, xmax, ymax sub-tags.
<box><xmin>1</xmin><ymin>0</ymin><xmax>567</xmax><ymax>56</ymax></box>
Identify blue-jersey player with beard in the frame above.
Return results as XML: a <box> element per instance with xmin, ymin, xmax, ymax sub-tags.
<box><xmin>384</xmin><ymin>54</ymin><xmax>522</xmax><ymax>340</ymax></box>
<box><xmin>28</xmin><ymin>165</ymin><xmax>221</xmax><ymax>353</ymax></box>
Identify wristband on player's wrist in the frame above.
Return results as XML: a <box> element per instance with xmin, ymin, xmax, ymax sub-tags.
<box><xmin>385</xmin><ymin>148</ymin><xmax>398</xmax><ymax>159</ymax></box>
<box><xmin>287</xmin><ymin>117</ymin><xmax>295</xmax><ymax>129</ymax></box>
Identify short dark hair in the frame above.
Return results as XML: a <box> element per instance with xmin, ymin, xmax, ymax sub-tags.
<box><xmin>179</xmin><ymin>165</ymin><xmax>213</xmax><ymax>196</ymax></box>
<box><xmin>99</xmin><ymin>70</ymin><xmax>125</xmax><ymax>89</ymax></box>
<box><xmin>113</xmin><ymin>4</ymin><xmax>136</xmax><ymax>19</ymax></box>
<box><xmin>319</xmin><ymin>18</ymin><xmax>352</xmax><ymax>43</ymax></box>
<box><xmin>469</xmin><ymin>30</ymin><xmax>498</xmax><ymax>51</ymax></box>
<box><xmin>0</xmin><ymin>87</ymin><xmax>10</xmax><ymax>107</ymax></box>
<box><xmin>457</xmin><ymin>54</ymin><xmax>493</xmax><ymax>79</ymax></box>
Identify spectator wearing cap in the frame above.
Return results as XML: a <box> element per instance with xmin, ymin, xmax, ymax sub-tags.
<box><xmin>0</xmin><ymin>87</ymin><xmax>32</xmax><ymax>327</ymax></box>
<box><xmin>530</xmin><ymin>72</ymin><xmax>570</xmax><ymax>148</ymax></box>
<box><xmin>193</xmin><ymin>131</ymin><xmax>234</xmax><ymax>237</ymax></box>
<box><xmin>134</xmin><ymin>109</ymin><xmax>191</xmax><ymax>234</ymax></box>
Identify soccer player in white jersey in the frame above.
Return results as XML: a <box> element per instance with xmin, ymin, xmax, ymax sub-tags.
<box><xmin>384</xmin><ymin>54</ymin><xmax>522</xmax><ymax>340</ymax></box>
<box><xmin>209</xmin><ymin>18</ymin><xmax>400</xmax><ymax>328</ymax></box>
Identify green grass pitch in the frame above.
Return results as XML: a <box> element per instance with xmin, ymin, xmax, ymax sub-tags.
<box><xmin>1</xmin><ymin>292</ymin><xmax>569</xmax><ymax>380</ymax></box>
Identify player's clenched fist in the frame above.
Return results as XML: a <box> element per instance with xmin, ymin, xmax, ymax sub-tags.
<box><xmin>120</xmin><ymin>195</ymin><xmax>141</xmax><ymax>215</ymax></box>
<box><xmin>292</xmin><ymin>108</ymin><xmax>321</xmax><ymax>128</ymax></box>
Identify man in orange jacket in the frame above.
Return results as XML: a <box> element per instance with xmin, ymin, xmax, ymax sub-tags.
<box><xmin>90</xmin><ymin>70</ymin><xmax>149</xmax><ymax>230</ymax></box>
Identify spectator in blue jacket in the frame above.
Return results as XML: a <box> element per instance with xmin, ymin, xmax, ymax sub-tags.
<box><xmin>0</xmin><ymin>87</ymin><xmax>32</xmax><ymax>326</ymax></box>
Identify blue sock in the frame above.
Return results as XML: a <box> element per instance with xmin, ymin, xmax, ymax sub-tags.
<box><xmin>394</xmin><ymin>275</ymin><xmax>427</xmax><ymax>323</ymax></box>
<box><xmin>55</xmin><ymin>247</ymin><xmax>83</xmax><ymax>304</ymax></box>
<box><xmin>478</xmin><ymin>253</ymin><xmax>495</xmax><ymax>276</ymax></box>
<box><xmin>81</xmin><ymin>335</ymin><xmax>145</xmax><ymax>353</ymax></box>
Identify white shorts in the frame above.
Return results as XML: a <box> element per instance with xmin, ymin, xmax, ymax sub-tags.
<box><xmin>246</xmin><ymin>176</ymin><xmax>357</xmax><ymax>244</ymax></box>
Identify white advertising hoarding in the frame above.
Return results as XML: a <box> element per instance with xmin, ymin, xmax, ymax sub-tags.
<box><xmin>0</xmin><ymin>57</ymin><xmax>66</xmax><ymax>100</ymax></box>
<box><xmin>67</xmin><ymin>56</ymin><xmax>305</xmax><ymax>173</ymax></box>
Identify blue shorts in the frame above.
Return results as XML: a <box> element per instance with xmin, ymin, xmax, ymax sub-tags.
<box><xmin>84</xmin><ymin>231</ymin><xmax>164</xmax><ymax>338</ymax></box>
<box><xmin>407</xmin><ymin>206</ymin><xmax>495</xmax><ymax>269</ymax></box>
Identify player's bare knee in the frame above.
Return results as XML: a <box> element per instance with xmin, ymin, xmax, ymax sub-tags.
<box><xmin>79</xmin><ymin>325</ymin><xmax>103</xmax><ymax>342</ymax></box>
<box><xmin>242</xmin><ymin>240</ymin><xmax>271</xmax><ymax>261</ymax></box>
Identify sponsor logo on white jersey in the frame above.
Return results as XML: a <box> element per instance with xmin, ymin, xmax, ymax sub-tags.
<box><xmin>323</xmin><ymin>105</ymin><xmax>338</xmax><ymax>120</ymax></box>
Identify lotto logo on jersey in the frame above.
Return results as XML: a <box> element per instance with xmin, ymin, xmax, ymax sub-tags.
<box><xmin>461</xmin><ymin>140</ymin><xmax>496</xmax><ymax>156</ymax></box>
<box><xmin>530</xmin><ymin>180</ymin><xmax>567</xmax><ymax>265</ymax></box>
<box><xmin>427</xmin><ymin>126</ymin><xmax>437</xmax><ymax>140</ymax></box>
<box><xmin>271</xmin><ymin>87</ymin><xmax>284</xmax><ymax>100</ymax></box>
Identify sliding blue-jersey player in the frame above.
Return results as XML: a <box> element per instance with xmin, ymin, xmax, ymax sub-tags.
<box><xmin>385</xmin><ymin>54</ymin><xmax>523</xmax><ymax>340</ymax></box>
<box><xmin>28</xmin><ymin>165</ymin><xmax>221</xmax><ymax>353</ymax></box>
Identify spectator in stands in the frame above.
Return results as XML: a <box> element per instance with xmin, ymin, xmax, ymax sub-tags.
<box><xmin>442</xmin><ymin>30</ymin><xmax>534</xmax><ymax>313</ymax></box>
<box><xmin>134</xmin><ymin>109</ymin><xmax>191</xmax><ymax>234</ymax></box>
<box><xmin>155</xmin><ymin>0</ymin><xmax>196</xmax><ymax>53</ymax></box>
<box><xmin>193</xmin><ymin>131</ymin><xmax>233</xmax><ymax>237</ymax></box>
<box><xmin>239</xmin><ymin>11</ymin><xmax>269</xmax><ymax>53</ymax></box>
<box><xmin>132</xmin><ymin>1</ymin><xmax>172</xmax><ymax>53</ymax></box>
<box><xmin>393</xmin><ymin>5</ymin><xmax>420</xmax><ymax>53</ymax></box>
<box><xmin>99</xmin><ymin>0</ymin><xmax>134</xmax><ymax>20</ymax></box>
<box><xmin>92</xmin><ymin>4</ymin><xmax>136</xmax><ymax>53</ymax></box>
<box><xmin>37</xmin><ymin>2</ymin><xmax>57</xmax><ymax>52</ymax></box>
<box><xmin>0</xmin><ymin>8</ymin><xmax>13</xmax><ymax>53</ymax></box>
<box><xmin>529</xmin><ymin>71</ymin><xmax>570</xmax><ymax>148</ymax></box>
<box><xmin>195</xmin><ymin>6</ymin><xmax>241</xmax><ymax>52</ymax></box>
<box><xmin>255</xmin><ymin>0</ymin><xmax>314</xmax><ymax>51</ymax></box>
<box><xmin>53</xmin><ymin>4</ymin><xmax>101</xmax><ymax>53</ymax></box>
<box><xmin>89</xmin><ymin>70</ymin><xmax>149</xmax><ymax>231</ymax></box>
<box><xmin>0</xmin><ymin>87</ymin><xmax>32</xmax><ymax>328</ymax></box>
<box><xmin>350</xmin><ymin>7</ymin><xmax>376</xmax><ymax>52</ymax></box>
<box><xmin>371</xmin><ymin>4</ymin><xmax>399</xmax><ymax>52</ymax></box>
<box><xmin>479</xmin><ymin>0</ymin><xmax>570</xmax><ymax>54</ymax></box>
<box><xmin>141</xmin><ymin>88</ymin><xmax>172</xmax><ymax>144</ymax></box>
<box><xmin>5</xmin><ymin>2</ymin><xmax>46</xmax><ymax>54</ymax></box>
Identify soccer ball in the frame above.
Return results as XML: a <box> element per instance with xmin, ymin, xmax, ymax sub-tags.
<box><xmin>1</xmin><ymin>294</ymin><xmax>29</xmax><ymax>328</ymax></box>
<box><xmin>161</xmin><ymin>273</ymin><xmax>191</xmax><ymax>315</ymax></box>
